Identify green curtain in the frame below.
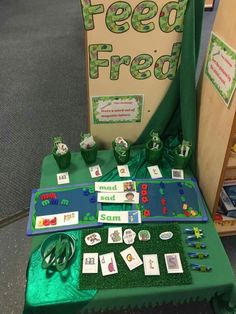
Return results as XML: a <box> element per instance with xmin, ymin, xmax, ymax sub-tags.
<box><xmin>135</xmin><ymin>0</ymin><xmax>205</xmax><ymax>173</ymax></box>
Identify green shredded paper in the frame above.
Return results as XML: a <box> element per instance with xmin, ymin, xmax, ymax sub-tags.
<box><xmin>79</xmin><ymin>223</ymin><xmax>192</xmax><ymax>289</ymax></box>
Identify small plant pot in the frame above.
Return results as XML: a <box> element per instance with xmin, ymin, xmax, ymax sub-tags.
<box><xmin>53</xmin><ymin>149</ymin><xmax>71</xmax><ymax>170</ymax></box>
<box><xmin>112</xmin><ymin>140</ymin><xmax>131</xmax><ymax>165</ymax></box>
<box><xmin>146</xmin><ymin>140</ymin><xmax>163</xmax><ymax>165</ymax></box>
<box><xmin>172</xmin><ymin>146</ymin><xmax>192</xmax><ymax>169</ymax></box>
<box><xmin>80</xmin><ymin>144</ymin><xmax>97</xmax><ymax>165</ymax></box>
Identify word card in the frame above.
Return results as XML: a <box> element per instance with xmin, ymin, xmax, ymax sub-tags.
<box><xmin>143</xmin><ymin>254</ymin><xmax>160</xmax><ymax>276</ymax></box>
<box><xmin>120</xmin><ymin>246</ymin><xmax>143</xmax><ymax>271</ymax></box>
<box><xmin>89</xmin><ymin>165</ymin><xmax>102</xmax><ymax>178</ymax></box>
<box><xmin>97</xmin><ymin>191</ymin><xmax>139</xmax><ymax>204</ymax></box>
<box><xmin>147</xmin><ymin>165</ymin><xmax>162</xmax><ymax>179</ymax></box>
<box><xmin>95</xmin><ymin>180</ymin><xmax>135</xmax><ymax>193</ymax></box>
<box><xmin>98</xmin><ymin>210</ymin><xmax>141</xmax><ymax>224</ymax></box>
<box><xmin>99</xmin><ymin>252</ymin><xmax>118</xmax><ymax>276</ymax></box>
<box><xmin>117</xmin><ymin>165</ymin><xmax>130</xmax><ymax>178</ymax></box>
<box><xmin>57</xmin><ymin>172</ymin><xmax>70</xmax><ymax>185</ymax></box>
<box><xmin>82</xmin><ymin>253</ymin><xmax>99</xmax><ymax>274</ymax></box>
<box><xmin>165</xmin><ymin>253</ymin><xmax>183</xmax><ymax>274</ymax></box>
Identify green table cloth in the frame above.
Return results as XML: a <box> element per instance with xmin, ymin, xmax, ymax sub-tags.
<box><xmin>24</xmin><ymin>148</ymin><xmax>236</xmax><ymax>314</ymax></box>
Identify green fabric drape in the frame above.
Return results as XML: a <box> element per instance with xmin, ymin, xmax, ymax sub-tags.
<box><xmin>136</xmin><ymin>0</ymin><xmax>205</xmax><ymax>172</ymax></box>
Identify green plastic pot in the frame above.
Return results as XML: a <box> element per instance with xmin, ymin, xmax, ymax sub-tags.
<box><xmin>146</xmin><ymin>139</ymin><xmax>163</xmax><ymax>165</ymax></box>
<box><xmin>112</xmin><ymin>140</ymin><xmax>130</xmax><ymax>165</ymax></box>
<box><xmin>173</xmin><ymin>146</ymin><xmax>192</xmax><ymax>169</ymax></box>
<box><xmin>53</xmin><ymin>149</ymin><xmax>71</xmax><ymax>170</ymax></box>
<box><xmin>80</xmin><ymin>144</ymin><xmax>97</xmax><ymax>165</ymax></box>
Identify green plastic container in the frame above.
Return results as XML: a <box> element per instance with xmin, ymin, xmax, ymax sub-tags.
<box><xmin>112</xmin><ymin>140</ymin><xmax>130</xmax><ymax>165</ymax></box>
<box><xmin>53</xmin><ymin>149</ymin><xmax>71</xmax><ymax>170</ymax></box>
<box><xmin>172</xmin><ymin>146</ymin><xmax>192</xmax><ymax>169</ymax></box>
<box><xmin>80</xmin><ymin>144</ymin><xmax>97</xmax><ymax>165</ymax></box>
<box><xmin>146</xmin><ymin>140</ymin><xmax>163</xmax><ymax>165</ymax></box>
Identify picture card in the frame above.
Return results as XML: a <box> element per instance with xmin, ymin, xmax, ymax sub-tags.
<box><xmin>143</xmin><ymin>254</ymin><xmax>160</xmax><ymax>276</ymax></box>
<box><xmin>57</xmin><ymin>172</ymin><xmax>70</xmax><ymax>185</ymax></box>
<box><xmin>99</xmin><ymin>252</ymin><xmax>118</xmax><ymax>276</ymax></box>
<box><xmin>147</xmin><ymin>165</ymin><xmax>162</xmax><ymax>179</ymax></box>
<box><xmin>35</xmin><ymin>211</ymin><xmax>78</xmax><ymax>229</ymax></box>
<box><xmin>117</xmin><ymin>165</ymin><xmax>130</xmax><ymax>178</ymax></box>
<box><xmin>120</xmin><ymin>246</ymin><xmax>143</xmax><ymax>270</ymax></box>
<box><xmin>164</xmin><ymin>253</ymin><xmax>183</xmax><ymax>274</ymax></box>
<box><xmin>97</xmin><ymin>191</ymin><xmax>139</xmax><ymax>204</ymax></box>
<box><xmin>171</xmin><ymin>169</ymin><xmax>184</xmax><ymax>180</ymax></box>
<box><xmin>89</xmin><ymin>165</ymin><xmax>102</xmax><ymax>178</ymax></box>
<box><xmin>108</xmin><ymin>227</ymin><xmax>123</xmax><ymax>244</ymax></box>
<box><xmin>95</xmin><ymin>180</ymin><xmax>135</xmax><ymax>193</ymax></box>
<box><xmin>98</xmin><ymin>210</ymin><xmax>141</xmax><ymax>224</ymax></box>
<box><xmin>82</xmin><ymin>253</ymin><xmax>99</xmax><ymax>274</ymax></box>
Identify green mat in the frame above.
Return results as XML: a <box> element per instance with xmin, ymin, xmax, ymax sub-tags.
<box><xmin>79</xmin><ymin>223</ymin><xmax>192</xmax><ymax>290</ymax></box>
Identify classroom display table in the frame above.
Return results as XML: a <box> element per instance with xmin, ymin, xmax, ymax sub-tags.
<box><xmin>23</xmin><ymin>148</ymin><xmax>236</xmax><ymax>314</ymax></box>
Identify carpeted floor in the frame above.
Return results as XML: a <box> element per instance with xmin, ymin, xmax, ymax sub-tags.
<box><xmin>0</xmin><ymin>0</ymin><xmax>87</xmax><ymax>221</ymax></box>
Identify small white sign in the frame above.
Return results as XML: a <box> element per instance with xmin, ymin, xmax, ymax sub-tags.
<box><xmin>147</xmin><ymin>165</ymin><xmax>162</xmax><ymax>179</ymax></box>
<box><xmin>82</xmin><ymin>253</ymin><xmax>99</xmax><ymax>274</ymax></box>
<box><xmin>99</xmin><ymin>252</ymin><xmax>118</xmax><ymax>276</ymax></box>
<box><xmin>143</xmin><ymin>254</ymin><xmax>160</xmax><ymax>276</ymax></box>
<box><xmin>171</xmin><ymin>169</ymin><xmax>184</xmax><ymax>180</ymax></box>
<box><xmin>117</xmin><ymin>165</ymin><xmax>130</xmax><ymax>178</ymax></box>
<box><xmin>98</xmin><ymin>210</ymin><xmax>141</xmax><ymax>224</ymax></box>
<box><xmin>35</xmin><ymin>211</ymin><xmax>78</xmax><ymax>229</ymax></box>
<box><xmin>108</xmin><ymin>227</ymin><xmax>123</xmax><ymax>244</ymax></box>
<box><xmin>95</xmin><ymin>180</ymin><xmax>135</xmax><ymax>193</ymax></box>
<box><xmin>120</xmin><ymin>246</ymin><xmax>143</xmax><ymax>271</ymax></box>
<box><xmin>164</xmin><ymin>253</ymin><xmax>183</xmax><ymax>274</ymax></box>
<box><xmin>57</xmin><ymin>172</ymin><xmax>70</xmax><ymax>185</ymax></box>
<box><xmin>97</xmin><ymin>191</ymin><xmax>139</xmax><ymax>204</ymax></box>
<box><xmin>89</xmin><ymin>165</ymin><xmax>102</xmax><ymax>178</ymax></box>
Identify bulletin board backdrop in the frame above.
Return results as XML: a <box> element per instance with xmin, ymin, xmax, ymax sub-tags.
<box><xmin>81</xmin><ymin>0</ymin><xmax>204</xmax><ymax>164</ymax></box>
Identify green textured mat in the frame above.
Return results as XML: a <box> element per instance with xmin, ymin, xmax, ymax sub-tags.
<box><xmin>79</xmin><ymin>224</ymin><xmax>192</xmax><ymax>289</ymax></box>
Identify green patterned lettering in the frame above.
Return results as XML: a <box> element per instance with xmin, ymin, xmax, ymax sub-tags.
<box><xmin>80</xmin><ymin>0</ymin><xmax>104</xmax><ymax>31</ymax></box>
<box><xmin>106</xmin><ymin>1</ymin><xmax>132</xmax><ymax>33</ymax></box>
<box><xmin>159</xmin><ymin>0</ymin><xmax>188</xmax><ymax>33</ymax></box>
<box><xmin>131</xmin><ymin>1</ymin><xmax>158</xmax><ymax>33</ymax></box>
<box><xmin>130</xmin><ymin>54</ymin><xmax>153</xmax><ymax>80</ymax></box>
<box><xmin>154</xmin><ymin>42</ymin><xmax>182</xmax><ymax>80</ymax></box>
<box><xmin>110</xmin><ymin>55</ymin><xmax>131</xmax><ymax>80</ymax></box>
<box><xmin>89</xmin><ymin>44</ymin><xmax>113</xmax><ymax>79</ymax></box>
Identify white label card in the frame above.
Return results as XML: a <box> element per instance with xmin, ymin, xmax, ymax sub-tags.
<box><xmin>99</xmin><ymin>252</ymin><xmax>118</xmax><ymax>276</ymax></box>
<box><xmin>108</xmin><ymin>227</ymin><xmax>123</xmax><ymax>243</ymax></box>
<box><xmin>57</xmin><ymin>172</ymin><xmax>70</xmax><ymax>185</ymax></box>
<box><xmin>120</xmin><ymin>246</ymin><xmax>143</xmax><ymax>270</ymax></box>
<box><xmin>35</xmin><ymin>211</ymin><xmax>78</xmax><ymax>229</ymax></box>
<box><xmin>97</xmin><ymin>192</ymin><xmax>139</xmax><ymax>204</ymax></box>
<box><xmin>82</xmin><ymin>253</ymin><xmax>99</xmax><ymax>274</ymax></box>
<box><xmin>98</xmin><ymin>210</ymin><xmax>141</xmax><ymax>224</ymax></box>
<box><xmin>117</xmin><ymin>165</ymin><xmax>130</xmax><ymax>178</ymax></box>
<box><xmin>95</xmin><ymin>180</ymin><xmax>135</xmax><ymax>193</ymax></box>
<box><xmin>147</xmin><ymin>166</ymin><xmax>162</xmax><ymax>179</ymax></box>
<box><xmin>171</xmin><ymin>169</ymin><xmax>184</xmax><ymax>180</ymax></box>
<box><xmin>89</xmin><ymin>165</ymin><xmax>102</xmax><ymax>178</ymax></box>
<box><xmin>143</xmin><ymin>254</ymin><xmax>160</xmax><ymax>276</ymax></box>
<box><xmin>165</xmin><ymin>253</ymin><xmax>183</xmax><ymax>274</ymax></box>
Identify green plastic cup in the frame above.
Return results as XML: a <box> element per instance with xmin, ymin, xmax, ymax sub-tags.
<box><xmin>173</xmin><ymin>146</ymin><xmax>192</xmax><ymax>169</ymax></box>
<box><xmin>112</xmin><ymin>140</ymin><xmax>130</xmax><ymax>165</ymax></box>
<box><xmin>80</xmin><ymin>144</ymin><xmax>97</xmax><ymax>165</ymax></box>
<box><xmin>146</xmin><ymin>140</ymin><xmax>163</xmax><ymax>165</ymax></box>
<box><xmin>53</xmin><ymin>149</ymin><xmax>71</xmax><ymax>170</ymax></box>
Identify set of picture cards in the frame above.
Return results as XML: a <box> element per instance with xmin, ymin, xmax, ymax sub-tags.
<box><xmin>135</xmin><ymin>178</ymin><xmax>208</xmax><ymax>222</ymax></box>
<box><xmin>26</xmin><ymin>183</ymin><xmax>101</xmax><ymax>236</ymax></box>
<box><xmin>79</xmin><ymin>224</ymin><xmax>192</xmax><ymax>290</ymax></box>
